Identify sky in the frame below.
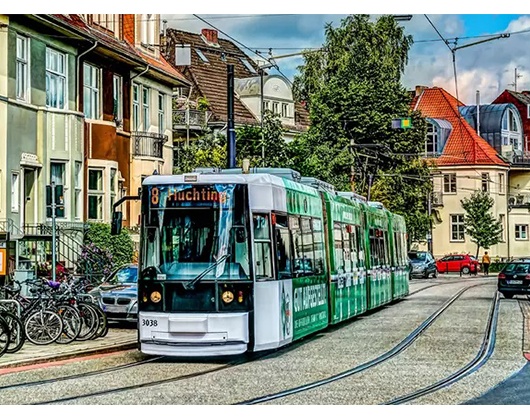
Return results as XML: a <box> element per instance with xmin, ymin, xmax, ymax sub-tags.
<box><xmin>159</xmin><ymin>13</ymin><xmax>530</xmax><ymax>105</ymax></box>
<box><xmin>9</xmin><ymin>1</ymin><xmax>530</xmax><ymax>105</ymax></box>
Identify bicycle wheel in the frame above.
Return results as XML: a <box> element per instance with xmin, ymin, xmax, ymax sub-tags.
<box><xmin>75</xmin><ymin>303</ymin><xmax>99</xmax><ymax>341</ymax></box>
<box><xmin>1</xmin><ymin>312</ymin><xmax>25</xmax><ymax>354</ymax></box>
<box><xmin>24</xmin><ymin>310</ymin><xmax>64</xmax><ymax>345</ymax></box>
<box><xmin>84</xmin><ymin>302</ymin><xmax>109</xmax><ymax>339</ymax></box>
<box><xmin>55</xmin><ymin>304</ymin><xmax>82</xmax><ymax>344</ymax></box>
<box><xmin>0</xmin><ymin>317</ymin><xmax>10</xmax><ymax>357</ymax></box>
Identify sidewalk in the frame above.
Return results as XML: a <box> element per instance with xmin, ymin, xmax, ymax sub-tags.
<box><xmin>0</xmin><ymin>327</ymin><xmax>137</xmax><ymax>371</ymax></box>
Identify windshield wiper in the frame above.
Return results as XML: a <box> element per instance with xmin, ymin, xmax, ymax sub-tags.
<box><xmin>183</xmin><ymin>254</ymin><xmax>231</xmax><ymax>290</ymax></box>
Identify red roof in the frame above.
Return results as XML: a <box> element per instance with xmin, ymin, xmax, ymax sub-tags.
<box><xmin>413</xmin><ymin>87</ymin><xmax>507</xmax><ymax>166</ymax></box>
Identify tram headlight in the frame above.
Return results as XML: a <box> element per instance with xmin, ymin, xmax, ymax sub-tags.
<box><xmin>237</xmin><ymin>291</ymin><xmax>244</xmax><ymax>303</ymax></box>
<box><xmin>222</xmin><ymin>290</ymin><xmax>234</xmax><ymax>304</ymax></box>
<box><xmin>150</xmin><ymin>291</ymin><xmax>162</xmax><ymax>303</ymax></box>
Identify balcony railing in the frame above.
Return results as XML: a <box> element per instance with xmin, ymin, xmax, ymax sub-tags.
<box><xmin>511</xmin><ymin>155</ymin><xmax>530</xmax><ymax>167</ymax></box>
<box><xmin>508</xmin><ymin>193</ymin><xmax>530</xmax><ymax>208</ymax></box>
<box><xmin>431</xmin><ymin>191</ymin><xmax>443</xmax><ymax>207</ymax></box>
<box><xmin>173</xmin><ymin>109</ymin><xmax>207</xmax><ymax>130</ymax></box>
<box><xmin>132</xmin><ymin>131</ymin><xmax>167</xmax><ymax>159</ymax></box>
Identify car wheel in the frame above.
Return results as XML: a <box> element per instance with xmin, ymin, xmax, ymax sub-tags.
<box><xmin>433</xmin><ymin>269</ymin><xmax>438</xmax><ymax>278</ymax></box>
<box><xmin>423</xmin><ymin>270</ymin><xmax>429</xmax><ymax>279</ymax></box>
<box><xmin>502</xmin><ymin>293</ymin><xmax>514</xmax><ymax>299</ymax></box>
<box><xmin>462</xmin><ymin>266</ymin><xmax>470</xmax><ymax>275</ymax></box>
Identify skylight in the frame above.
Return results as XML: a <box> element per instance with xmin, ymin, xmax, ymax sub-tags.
<box><xmin>195</xmin><ymin>49</ymin><xmax>209</xmax><ymax>63</ymax></box>
<box><xmin>240</xmin><ymin>58</ymin><xmax>257</xmax><ymax>74</ymax></box>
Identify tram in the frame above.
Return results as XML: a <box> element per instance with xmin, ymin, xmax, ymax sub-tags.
<box><xmin>127</xmin><ymin>168</ymin><xmax>409</xmax><ymax>357</ymax></box>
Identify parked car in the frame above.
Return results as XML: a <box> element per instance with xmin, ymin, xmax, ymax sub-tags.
<box><xmin>436</xmin><ymin>254</ymin><xmax>480</xmax><ymax>275</ymax></box>
<box><xmin>497</xmin><ymin>259</ymin><xmax>530</xmax><ymax>299</ymax></box>
<box><xmin>408</xmin><ymin>251</ymin><xmax>438</xmax><ymax>279</ymax></box>
<box><xmin>89</xmin><ymin>264</ymin><xmax>138</xmax><ymax>323</ymax></box>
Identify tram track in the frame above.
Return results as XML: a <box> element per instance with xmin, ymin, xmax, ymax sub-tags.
<box><xmin>233</xmin><ymin>282</ymin><xmax>490</xmax><ymax>405</ymax></box>
<box><xmin>10</xmin><ymin>279</ymin><xmax>490</xmax><ymax>404</ymax></box>
<box><xmin>382</xmin><ymin>291</ymin><xmax>500</xmax><ymax>405</ymax></box>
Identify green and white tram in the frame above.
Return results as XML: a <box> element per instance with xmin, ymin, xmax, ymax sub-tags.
<box><xmin>133</xmin><ymin>168</ymin><xmax>409</xmax><ymax>357</ymax></box>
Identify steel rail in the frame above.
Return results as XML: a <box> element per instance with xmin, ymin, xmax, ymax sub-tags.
<box><xmin>234</xmin><ymin>282</ymin><xmax>489</xmax><ymax>405</ymax></box>
<box><xmin>383</xmin><ymin>291</ymin><xmax>500</xmax><ymax>405</ymax></box>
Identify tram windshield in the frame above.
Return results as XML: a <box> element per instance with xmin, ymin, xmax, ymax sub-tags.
<box><xmin>141</xmin><ymin>183</ymin><xmax>250</xmax><ymax>281</ymax></box>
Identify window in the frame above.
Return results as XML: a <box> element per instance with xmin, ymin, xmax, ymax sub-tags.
<box><xmin>158</xmin><ymin>92</ymin><xmax>165</xmax><ymax>133</ymax></box>
<box><xmin>75</xmin><ymin>162</ymin><xmax>82</xmax><ymax>219</ymax></box>
<box><xmin>499</xmin><ymin>214</ymin><xmax>505</xmax><ymax>242</ymax></box>
<box><xmin>342</xmin><ymin>225</ymin><xmax>352</xmax><ymax>273</ymax></box>
<box><xmin>499</xmin><ymin>173</ymin><xmax>505</xmax><ymax>194</ymax></box>
<box><xmin>16</xmin><ymin>35</ymin><xmax>29</xmax><ymax>101</ymax></box>
<box><xmin>50</xmin><ymin>162</ymin><xmax>65</xmax><ymax>185</ymax></box>
<box><xmin>451</xmin><ymin>214</ymin><xmax>465</xmax><ymax>242</ymax></box>
<box><xmin>312</xmin><ymin>219</ymin><xmax>324</xmax><ymax>275</ymax></box>
<box><xmin>426</xmin><ymin>123</ymin><xmax>438</xmax><ymax>155</ymax></box>
<box><xmin>275</xmin><ymin>215</ymin><xmax>293</xmax><ymax>279</ymax></box>
<box><xmin>93</xmin><ymin>14</ymin><xmax>115</xmax><ymax>32</ymax></box>
<box><xmin>11</xmin><ymin>172</ymin><xmax>19</xmax><ymax>212</ymax></box>
<box><xmin>481</xmin><ymin>173</ymin><xmax>489</xmax><ymax>192</ymax></box>
<box><xmin>443</xmin><ymin>173</ymin><xmax>457</xmax><ymax>193</ymax></box>
<box><xmin>240</xmin><ymin>58</ymin><xmax>257</xmax><ymax>74</ymax></box>
<box><xmin>195</xmin><ymin>49</ymin><xmax>209</xmax><ymax>63</ymax></box>
<box><xmin>263</xmin><ymin>100</ymin><xmax>270</xmax><ymax>111</ymax></box>
<box><xmin>142</xmin><ymin>87</ymin><xmax>150</xmax><ymax>129</ymax></box>
<box><xmin>281</xmin><ymin>103</ymin><xmax>289</xmax><ymax>118</ymax></box>
<box><xmin>133</xmin><ymin>84</ymin><xmax>140</xmax><ymax>130</ymax></box>
<box><xmin>502</xmin><ymin>109</ymin><xmax>523</xmax><ymax>152</ymax></box>
<box><xmin>141</xmin><ymin>14</ymin><xmax>156</xmax><ymax>47</ymax></box>
<box><xmin>299</xmin><ymin>217</ymin><xmax>315</xmax><ymax>276</ymax></box>
<box><xmin>46</xmin><ymin>48</ymin><xmax>66</xmax><ymax>109</ymax></box>
<box><xmin>253</xmin><ymin>214</ymin><xmax>272</xmax><ymax>279</ymax></box>
<box><xmin>88</xmin><ymin>169</ymin><xmax>103</xmax><ymax>220</ymax></box>
<box><xmin>110</xmin><ymin>168</ymin><xmax>117</xmax><ymax>216</ymax></box>
<box><xmin>113</xmin><ymin>75</ymin><xmax>123</xmax><ymax>125</ymax></box>
<box><xmin>515</xmin><ymin>224</ymin><xmax>528</xmax><ymax>240</ymax></box>
<box><xmin>272</xmin><ymin>102</ymin><xmax>279</xmax><ymax>115</ymax></box>
<box><xmin>83</xmin><ymin>63</ymin><xmax>100</xmax><ymax>119</ymax></box>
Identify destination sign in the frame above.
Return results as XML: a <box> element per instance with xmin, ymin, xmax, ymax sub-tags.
<box><xmin>149</xmin><ymin>184</ymin><xmax>235</xmax><ymax>208</ymax></box>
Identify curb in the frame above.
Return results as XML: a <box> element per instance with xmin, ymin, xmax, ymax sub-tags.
<box><xmin>0</xmin><ymin>341</ymin><xmax>137</xmax><ymax>372</ymax></box>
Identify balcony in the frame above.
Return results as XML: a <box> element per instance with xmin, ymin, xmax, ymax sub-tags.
<box><xmin>508</xmin><ymin>193</ymin><xmax>530</xmax><ymax>209</ymax></box>
<box><xmin>173</xmin><ymin>109</ymin><xmax>208</xmax><ymax>130</ymax></box>
<box><xmin>132</xmin><ymin>132</ymin><xmax>167</xmax><ymax>159</ymax></box>
<box><xmin>431</xmin><ymin>191</ymin><xmax>443</xmax><ymax>207</ymax></box>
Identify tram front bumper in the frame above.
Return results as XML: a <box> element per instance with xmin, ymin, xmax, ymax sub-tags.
<box><xmin>138</xmin><ymin>312</ymin><xmax>249</xmax><ymax>357</ymax></box>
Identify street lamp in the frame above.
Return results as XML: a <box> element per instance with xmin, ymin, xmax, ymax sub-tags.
<box><xmin>392</xmin><ymin>15</ymin><xmax>413</xmax><ymax>21</ymax></box>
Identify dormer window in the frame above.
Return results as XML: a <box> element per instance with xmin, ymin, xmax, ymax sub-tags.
<box><xmin>141</xmin><ymin>14</ymin><xmax>156</xmax><ymax>48</ymax></box>
<box><xmin>93</xmin><ymin>14</ymin><xmax>115</xmax><ymax>33</ymax></box>
<box><xmin>195</xmin><ymin>49</ymin><xmax>209</xmax><ymax>63</ymax></box>
<box><xmin>501</xmin><ymin>108</ymin><xmax>523</xmax><ymax>151</ymax></box>
<box><xmin>240</xmin><ymin>58</ymin><xmax>257</xmax><ymax>74</ymax></box>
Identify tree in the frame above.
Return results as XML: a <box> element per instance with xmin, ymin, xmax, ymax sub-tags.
<box><xmin>236</xmin><ymin>110</ymin><xmax>292</xmax><ymax>168</ymax></box>
<box><xmin>174</xmin><ymin>130</ymin><xmax>227</xmax><ymax>174</ymax></box>
<box><xmin>460</xmin><ymin>190</ymin><xmax>503</xmax><ymax>258</ymax></box>
<box><xmin>291</xmin><ymin>14</ymin><xmax>432</xmax><ymax>242</ymax></box>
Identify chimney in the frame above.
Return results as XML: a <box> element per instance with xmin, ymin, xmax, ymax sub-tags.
<box><xmin>201</xmin><ymin>28</ymin><xmax>218</xmax><ymax>45</ymax></box>
<box><xmin>415</xmin><ymin>85</ymin><xmax>428</xmax><ymax>97</ymax></box>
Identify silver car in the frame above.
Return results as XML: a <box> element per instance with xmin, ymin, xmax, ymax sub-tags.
<box><xmin>89</xmin><ymin>264</ymin><xmax>138</xmax><ymax>323</ymax></box>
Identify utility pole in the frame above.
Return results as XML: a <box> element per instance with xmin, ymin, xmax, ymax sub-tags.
<box><xmin>509</xmin><ymin>67</ymin><xmax>523</xmax><ymax>92</ymax></box>
<box><xmin>51</xmin><ymin>182</ymin><xmax>57</xmax><ymax>283</ymax></box>
<box><xmin>427</xmin><ymin>190</ymin><xmax>433</xmax><ymax>255</ymax></box>
<box><xmin>227</xmin><ymin>64</ymin><xmax>236</xmax><ymax>169</ymax></box>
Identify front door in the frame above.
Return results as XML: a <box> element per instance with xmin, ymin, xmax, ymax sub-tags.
<box><xmin>23</xmin><ymin>168</ymin><xmax>37</xmax><ymax>227</ymax></box>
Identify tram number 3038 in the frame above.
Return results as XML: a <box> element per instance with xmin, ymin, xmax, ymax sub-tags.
<box><xmin>141</xmin><ymin>319</ymin><xmax>158</xmax><ymax>327</ymax></box>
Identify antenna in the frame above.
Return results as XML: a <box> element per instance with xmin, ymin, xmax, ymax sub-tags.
<box><xmin>508</xmin><ymin>67</ymin><xmax>523</xmax><ymax>92</ymax></box>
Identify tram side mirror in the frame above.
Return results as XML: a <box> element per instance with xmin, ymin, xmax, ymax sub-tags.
<box><xmin>111</xmin><ymin>211</ymin><xmax>123</xmax><ymax>236</ymax></box>
<box><xmin>235</xmin><ymin>227</ymin><xmax>246</xmax><ymax>243</ymax></box>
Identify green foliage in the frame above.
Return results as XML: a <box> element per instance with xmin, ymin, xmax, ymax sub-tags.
<box><xmin>78</xmin><ymin>222</ymin><xmax>134</xmax><ymax>279</ymax></box>
<box><xmin>174</xmin><ymin>130</ymin><xmax>227</xmax><ymax>173</ymax></box>
<box><xmin>196</xmin><ymin>96</ymin><xmax>210</xmax><ymax>112</ymax></box>
<box><xmin>236</xmin><ymin>110</ymin><xmax>292</xmax><ymax>168</ymax></box>
<box><xmin>291</xmin><ymin>14</ymin><xmax>432</xmax><ymax>242</ymax></box>
<box><xmin>460</xmin><ymin>190</ymin><xmax>503</xmax><ymax>258</ymax></box>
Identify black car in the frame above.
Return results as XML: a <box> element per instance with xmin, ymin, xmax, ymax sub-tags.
<box><xmin>408</xmin><ymin>251</ymin><xmax>438</xmax><ymax>279</ymax></box>
<box><xmin>498</xmin><ymin>260</ymin><xmax>530</xmax><ymax>299</ymax></box>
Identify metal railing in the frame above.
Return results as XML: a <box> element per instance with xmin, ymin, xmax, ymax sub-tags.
<box><xmin>508</xmin><ymin>193</ymin><xmax>530</xmax><ymax>208</ymax></box>
<box><xmin>132</xmin><ymin>131</ymin><xmax>167</xmax><ymax>159</ymax></box>
<box><xmin>173</xmin><ymin>109</ymin><xmax>207</xmax><ymax>129</ymax></box>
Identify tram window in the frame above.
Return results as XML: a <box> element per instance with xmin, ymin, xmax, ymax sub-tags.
<box><xmin>342</xmin><ymin>225</ymin><xmax>352</xmax><ymax>273</ymax></box>
<box><xmin>291</xmin><ymin>216</ymin><xmax>304</xmax><ymax>278</ymax></box>
<box><xmin>300</xmin><ymin>217</ymin><xmax>315</xmax><ymax>276</ymax></box>
<box><xmin>253</xmin><ymin>214</ymin><xmax>273</xmax><ymax>280</ymax></box>
<box><xmin>334</xmin><ymin>223</ymin><xmax>344</xmax><ymax>273</ymax></box>
<box><xmin>275</xmin><ymin>215</ymin><xmax>293</xmax><ymax>279</ymax></box>
<box><xmin>350</xmin><ymin>226</ymin><xmax>358</xmax><ymax>270</ymax></box>
<box><xmin>312</xmin><ymin>218</ymin><xmax>324</xmax><ymax>275</ymax></box>
<box><xmin>356</xmin><ymin>225</ymin><xmax>365</xmax><ymax>268</ymax></box>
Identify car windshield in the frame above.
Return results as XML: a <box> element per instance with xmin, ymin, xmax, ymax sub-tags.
<box><xmin>108</xmin><ymin>266</ymin><xmax>138</xmax><ymax>284</ymax></box>
<box><xmin>503</xmin><ymin>263</ymin><xmax>530</xmax><ymax>273</ymax></box>
<box><xmin>408</xmin><ymin>252</ymin><xmax>427</xmax><ymax>263</ymax></box>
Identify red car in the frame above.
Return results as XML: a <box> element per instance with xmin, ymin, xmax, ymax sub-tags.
<box><xmin>436</xmin><ymin>254</ymin><xmax>480</xmax><ymax>274</ymax></box>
